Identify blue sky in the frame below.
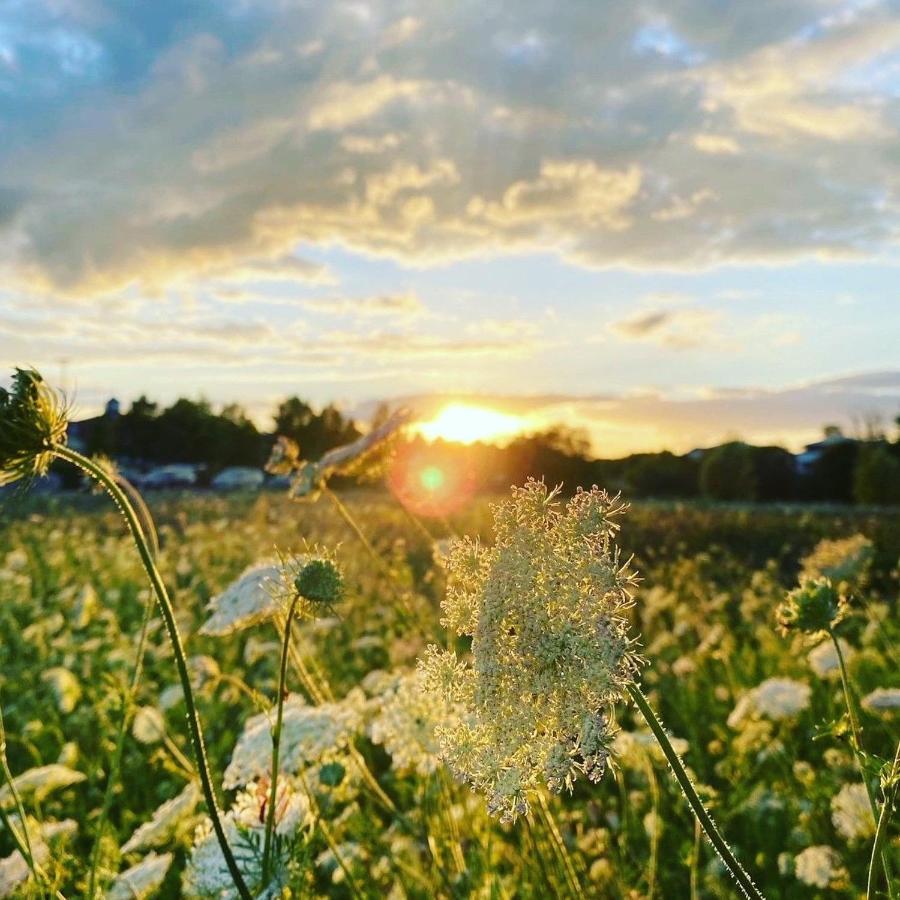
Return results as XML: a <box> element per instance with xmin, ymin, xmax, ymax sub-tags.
<box><xmin>1</xmin><ymin>0</ymin><xmax>898</xmax><ymax>454</ymax></box>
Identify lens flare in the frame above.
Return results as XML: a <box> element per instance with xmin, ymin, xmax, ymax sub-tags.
<box><xmin>415</xmin><ymin>403</ymin><xmax>525</xmax><ymax>445</ymax></box>
<box><xmin>388</xmin><ymin>445</ymin><xmax>476</xmax><ymax>518</ymax></box>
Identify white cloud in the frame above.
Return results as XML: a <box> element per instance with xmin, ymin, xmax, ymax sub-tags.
<box><xmin>1</xmin><ymin>0</ymin><xmax>899</xmax><ymax>293</ymax></box>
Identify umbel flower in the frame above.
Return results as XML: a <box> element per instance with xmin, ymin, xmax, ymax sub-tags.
<box><xmin>419</xmin><ymin>480</ymin><xmax>642</xmax><ymax>822</ymax></box>
<box><xmin>0</xmin><ymin>368</ymin><xmax>68</xmax><ymax>486</ymax></box>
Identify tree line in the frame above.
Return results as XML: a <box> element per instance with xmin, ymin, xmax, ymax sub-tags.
<box><xmin>73</xmin><ymin>395</ymin><xmax>900</xmax><ymax>505</ymax></box>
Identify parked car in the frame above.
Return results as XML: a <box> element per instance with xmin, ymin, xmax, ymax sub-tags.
<box><xmin>211</xmin><ymin>467</ymin><xmax>265</xmax><ymax>491</ymax></box>
<box><xmin>140</xmin><ymin>464</ymin><xmax>199</xmax><ymax>489</ymax></box>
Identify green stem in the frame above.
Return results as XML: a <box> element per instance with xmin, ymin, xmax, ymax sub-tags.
<box><xmin>86</xmin><ymin>591</ymin><xmax>155</xmax><ymax>899</ymax></box>
<box><xmin>829</xmin><ymin>630</ymin><xmax>892</xmax><ymax>890</ymax></box>
<box><xmin>627</xmin><ymin>683</ymin><xmax>765</xmax><ymax>900</ymax></box>
<box><xmin>261</xmin><ymin>590</ymin><xmax>303</xmax><ymax>885</ymax></box>
<box><xmin>867</xmin><ymin>740</ymin><xmax>900</xmax><ymax>900</ymax></box>
<box><xmin>51</xmin><ymin>444</ymin><xmax>252</xmax><ymax>900</ymax></box>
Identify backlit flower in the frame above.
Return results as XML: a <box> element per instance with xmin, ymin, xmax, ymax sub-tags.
<box><xmin>418</xmin><ymin>480</ymin><xmax>642</xmax><ymax>821</ymax></box>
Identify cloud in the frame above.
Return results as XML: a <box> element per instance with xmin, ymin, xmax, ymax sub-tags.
<box><xmin>303</xmin><ymin>292</ymin><xmax>425</xmax><ymax>317</ymax></box>
<box><xmin>1</xmin><ymin>1</ymin><xmax>899</xmax><ymax>293</ymax></box>
<box><xmin>610</xmin><ymin>307</ymin><xmax>721</xmax><ymax>349</ymax></box>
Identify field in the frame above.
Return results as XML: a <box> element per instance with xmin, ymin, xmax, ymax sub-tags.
<box><xmin>0</xmin><ymin>488</ymin><xmax>898</xmax><ymax>898</ymax></box>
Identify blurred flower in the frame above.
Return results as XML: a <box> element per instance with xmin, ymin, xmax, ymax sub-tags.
<box><xmin>419</xmin><ymin>480</ymin><xmax>642</xmax><ymax>821</ymax></box>
<box><xmin>369</xmin><ymin>669</ymin><xmax>454</xmax><ymax>775</ymax></box>
<box><xmin>285</xmin><ymin>409</ymin><xmax>409</xmax><ymax>498</ymax></box>
<box><xmin>831</xmin><ymin>782</ymin><xmax>875</xmax><ymax>842</ymax></box>
<box><xmin>224</xmin><ymin>693</ymin><xmax>363</xmax><ymax>789</ymax></box>
<box><xmin>121</xmin><ymin>782</ymin><xmax>200</xmax><ymax>853</ymax></box>
<box><xmin>794</xmin><ymin>845</ymin><xmax>847</xmax><ymax>889</ymax></box>
<box><xmin>801</xmin><ymin>535</ymin><xmax>873</xmax><ymax>587</ymax></box>
<box><xmin>861</xmin><ymin>687</ymin><xmax>900</xmax><ymax>715</ymax></box>
<box><xmin>199</xmin><ymin>561</ymin><xmax>281</xmax><ymax>636</ymax></box>
<box><xmin>612</xmin><ymin>729</ymin><xmax>689</xmax><ymax>770</ymax></box>
<box><xmin>41</xmin><ymin>667</ymin><xmax>81</xmax><ymax>714</ymax></box>
<box><xmin>807</xmin><ymin>638</ymin><xmax>854</xmax><ymax>679</ymax></box>
<box><xmin>776</xmin><ymin>577</ymin><xmax>845</xmax><ymax>636</ymax></box>
<box><xmin>106</xmin><ymin>852</ymin><xmax>173</xmax><ymax>900</ymax></box>
<box><xmin>0</xmin><ymin>764</ymin><xmax>85</xmax><ymax>806</ymax></box>
<box><xmin>0</xmin><ymin>368</ymin><xmax>68</xmax><ymax>487</ymax></box>
<box><xmin>0</xmin><ymin>818</ymin><xmax>76</xmax><ymax>899</ymax></box>
<box><xmin>131</xmin><ymin>706</ymin><xmax>167</xmax><ymax>745</ymax></box>
<box><xmin>231</xmin><ymin>776</ymin><xmax>310</xmax><ymax>837</ymax></box>
<box><xmin>727</xmin><ymin>678</ymin><xmax>811</xmax><ymax>728</ymax></box>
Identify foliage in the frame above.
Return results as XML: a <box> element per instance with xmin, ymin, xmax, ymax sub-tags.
<box><xmin>699</xmin><ymin>441</ymin><xmax>758</xmax><ymax>501</ymax></box>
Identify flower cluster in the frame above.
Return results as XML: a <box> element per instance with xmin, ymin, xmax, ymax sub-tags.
<box><xmin>419</xmin><ymin>480</ymin><xmax>642</xmax><ymax>821</ymax></box>
<box><xmin>0</xmin><ymin>368</ymin><xmax>68</xmax><ymax>486</ymax></box>
<box><xmin>801</xmin><ymin>534</ymin><xmax>873</xmax><ymax>587</ymax></box>
<box><xmin>727</xmin><ymin>677</ymin><xmax>811</xmax><ymax>728</ymax></box>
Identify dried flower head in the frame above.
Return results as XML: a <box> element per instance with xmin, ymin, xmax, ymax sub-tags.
<box><xmin>418</xmin><ymin>479</ymin><xmax>642</xmax><ymax>822</ymax></box>
<box><xmin>776</xmin><ymin>577</ymin><xmax>845</xmax><ymax>636</ymax></box>
<box><xmin>0</xmin><ymin>368</ymin><xmax>68</xmax><ymax>486</ymax></box>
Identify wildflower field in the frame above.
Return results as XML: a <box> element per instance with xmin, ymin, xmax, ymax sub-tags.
<box><xmin>1</xmin><ymin>484</ymin><xmax>897</xmax><ymax>898</ymax></box>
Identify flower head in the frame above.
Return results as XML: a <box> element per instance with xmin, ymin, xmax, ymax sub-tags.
<box><xmin>0</xmin><ymin>368</ymin><xmax>68</xmax><ymax>486</ymax></box>
<box><xmin>831</xmin><ymin>782</ymin><xmax>875</xmax><ymax>842</ymax></box>
<box><xmin>776</xmin><ymin>577</ymin><xmax>845</xmax><ymax>636</ymax></box>
<box><xmin>419</xmin><ymin>479</ymin><xmax>642</xmax><ymax>821</ymax></box>
<box><xmin>802</xmin><ymin>534</ymin><xmax>873</xmax><ymax>587</ymax></box>
<box><xmin>294</xmin><ymin>557</ymin><xmax>344</xmax><ymax>606</ymax></box>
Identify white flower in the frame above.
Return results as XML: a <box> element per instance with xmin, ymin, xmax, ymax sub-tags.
<box><xmin>106</xmin><ymin>852</ymin><xmax>173</xmax><ymax>899</ymax></box>
<box><xmin>794</xmin><ymin>845</ymin><xmax>845</xmax><ymax>889</ymax></box>
<box><xmin>807</xmin><ymin>639</ymin><xmax>853</xmax><ymax>679</ymax></box>
<box><xmin>831</xmin><ymin>782</ymin><xmax>875</xmax><ymax>842</ymax></box>
<box><xmin>131</xmin><ymin>706</ymin><xmax>167</xmax><ymax>745</ymax></box>
<box><xmin>121</xmin><ymin>782</ymin><xmax>201</xmax><ymax>854</ymax></box>
<box><xmin>224</xmin><ymin>693</ymin><xmax>363</xmax><ymax>789</ymax></box>
<box><xmin>727</xmin><ymin>678</ymin><xmax>811</xmax><ymax>728</ymax></box>
<box><xmin>200</xmin><ymin>561</ymin><xmax>281</xmax><ymax>636</ymax></box>
<box><xmin>861</xmin><ymin>687</ymin><xmax>900</xmax><ymax>714</ymax></box>
<box><xmin>801</xmin><ymin>534</ymin><xmax>873</xmax><ymax>585</ymax></box>
<box><xmin>41</xmin><ymin>667</ymin><xmax>81</xmax><ymax>714</ymax></box>
<box><xmin>0</xmin><ymin>819</ymin><xmax>76</xmax><ymax>899</ymax></box>
<box><xmin>0</xmin><ymin>764</ymin><xmax>86</xmax><ymax>806</ymax></box>
<box><xmin>612</xmin><ymin>730</ymin><xmax>690</xmax><ymax>770</ymax></box>
<box><xmin>184</xmin><ymin>779</ymin><xmax>308</xmax><ymax>898</ymax></box>
<box><xmin>368</xmin><ymin>669</ymin><xmax>452</xmax><ymax>776</ymax></box>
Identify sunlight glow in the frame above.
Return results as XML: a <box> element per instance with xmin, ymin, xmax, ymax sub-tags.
<box><xmin>416</xmin><ymin>403</ymin><xmax>526</xmax><ymax>445</ymax></box>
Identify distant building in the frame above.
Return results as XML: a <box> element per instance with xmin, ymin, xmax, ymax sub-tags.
<box><xmin>68</xmin><ymin>398</ymin><xmax>120</xmax><ymax>452</ymax></box>
<box><xmin>795</xmin><ymin>432</ymin><xmax>856</xmax><ymax>476</ymax></box>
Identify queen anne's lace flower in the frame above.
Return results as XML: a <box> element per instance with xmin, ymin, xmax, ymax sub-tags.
<box><xmin>807</xmin><ymin>638</ymin><xmax>853</xmax><ymax>679</ymax></box>
<box><xmin>831</xmin><ymin>782</ymin><xmax>876</xmax><ymax>842</ymax></box>
<box><xmin>801</xmin><ymin>534</ymin><xmax>873</xmax><ymax>586</ymax></box>
<box><xmin>106</xmin><ymin>852</ymin><xmax>174</xmax><ymax>899</ymax></box>
<box><xmin>418</xmin><ymin>480</ymin><xmax>642</xmax><ymax>821</ymax></box>
<box><xmin>861</xmin><ymin>687</ymin><xmax>900</xmax><ymax>714</ymax></box>
<box><xmin>369</xmin><ymin>669</ymin><xmax>455</xmax><ymax>775</ymax></box>
<box><xmin>0</xmin><ymin>819</ymin><xmax>76</xmax><ymax>899</ymax></box>
<box><xmin>793</xmin><ymin>845</ymin><xmax>847</xmax><ymax>889</ymax></box>
<box><xmin>200</xmin><ymin>562</ymin><xmax>281</xmax><ymax>636</ymax></box>
<box><xmin>0</xmin><ymin>764</ymin><xmax>85</xmax><ymax>806</ymax></box>
<box><xmin>727</xmin><ymin>678</ymin><xmax>811</xmax><ymax>728</ymax></box>
<box><xmin>40</xmin><ymin>666</ymin><xmax>81</xmax><ymax>714</ymax></box>
<box><xmin>224</xmin><ymin>693</ymin><xmax>363</xmax><ymax>789</ymax></box>
<box><xmin>121</xmin><ymin>782</ymin><xmax>200</xmax><ymax>853</ymax></box>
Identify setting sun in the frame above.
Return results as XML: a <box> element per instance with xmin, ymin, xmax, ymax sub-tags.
<box><xmin>415</xmin><ymin>403</ymin><xmax>527</xmax><ymax>445</ymax></box>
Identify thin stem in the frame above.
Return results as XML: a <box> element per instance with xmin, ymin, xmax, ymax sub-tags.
<box><xmin>261</xmin><ymin>591</ymin><xmax>303</xmax><ymax>885</ymax></box>
<box><xmin>51</xmin><ymin>444</ymin><xmax>252</xmax><ymax>900</ymax></box>
<box><xmin>829</xmin><ymin>629</ymin><xmax>892</xmax><ymax>889</ymax></box>
<box><xmin>536</xmin><ymin>792</ymin><xmax>583</xmax><ymax>899</ymax></box>
<box><xmin>86</xmin><ymin>591</ymin><xmax>155</xmax><ymax>899</ymax></box>
<box><xmin>690</xmin><ymin>816</ymin><xmax>702</xmax><ymax>900</ymax></box>
<box><xmin>867</xmin><ymin>739</ymin><xmax>900</xmax><ymax>900</ymax></box>
<box><xmin>627</xmin><ymin>683</ymin><xmax>765</xmax><ymax>900</ymax></box>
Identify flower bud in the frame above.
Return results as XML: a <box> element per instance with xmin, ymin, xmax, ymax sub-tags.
<box><xmin>776</xmin><ymin>577</ymin><xmax>845</xmax><ymax>636</ymax></box>
<box><xmin>294</xmin><ymin>558</ymin><xmax>344</xmax><ymax>605</ymax></box>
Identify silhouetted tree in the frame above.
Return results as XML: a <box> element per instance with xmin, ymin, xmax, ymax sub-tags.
<box><xmin>699</xmin><ymin>442</ymin><xmax>758</xmax><ymax>501</ymax></box>
<box><xmin>853</xmin><ymin>443</ymin><xmax>900</xmax><ymax>505</ymax></box>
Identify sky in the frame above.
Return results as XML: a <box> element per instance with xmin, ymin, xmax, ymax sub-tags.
<box><xmin>1</xmin><ymin>0</ymin><xmax>899</xmax><ymax>456</ymax></box>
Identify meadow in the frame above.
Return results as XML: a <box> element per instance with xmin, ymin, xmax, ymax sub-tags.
<box><xmin>0</xmin><ymin>483</ymin><xmax>897</xmax><ymax>898</ymax></box>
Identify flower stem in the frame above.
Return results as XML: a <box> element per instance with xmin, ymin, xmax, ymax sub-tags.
<box><xmin>867</xmin><ymin>739</ymin><xmax>899</xmax><ymax>900</ymax></box>
<box><xmin>829</xmin><ymin>629</ymin><xmax>892</xmax><ymax>889</ymax></box>
<box><xmin>51</xmin><ymin>444</ymin><xmax>252</xmax><ymax>900</ymax></box>
<box><xmin>261</xmin><ymin>590</ymin><xmax>303</xmax><ymax>885</ymax></box>
<box><xmin>626</xmin><ymin>683</ymin><xmax>765</xmax><ymax>900</ymax></box>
